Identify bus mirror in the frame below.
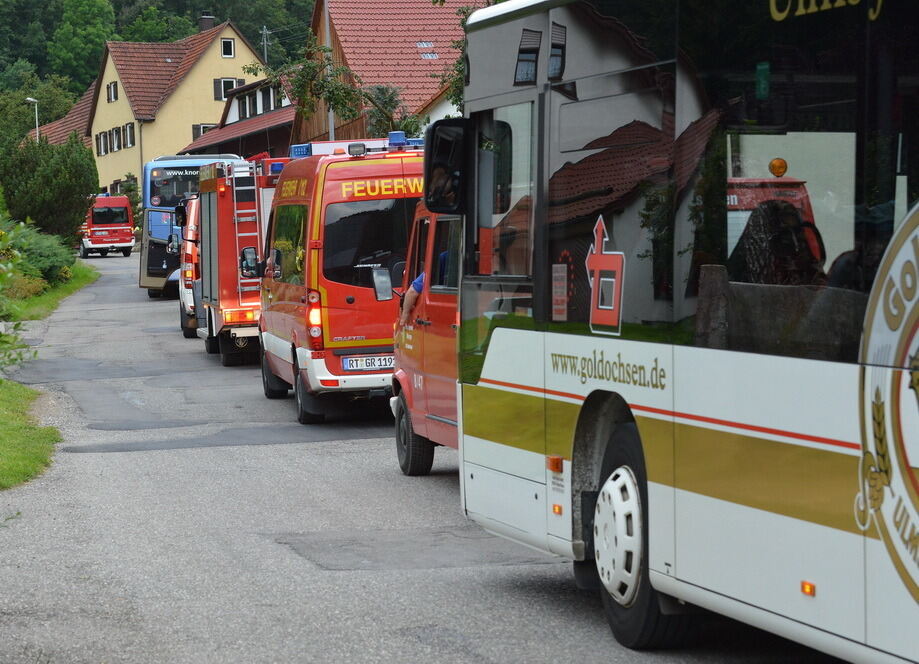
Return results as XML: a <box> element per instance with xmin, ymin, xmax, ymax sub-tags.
<box><xmin>166</xmin><ymin>233</ymin><xmax>180</xmax><ymax>255</ymax></box>
<box><xmin>174</xmin><ymin>205</ymin><xmax>187</xmax><ymax>228</ymax></box>
<box><xmin>239</xmin><ymin>246</ymin><xmax>261</xmax><ymax>278</ymax></box>
<box><xmin>424</xmin><ymin>119</ymin><xmax>470</xmax><ymax>214</ymax></box>
<box><xmin>372</xmin><ymin>267</ymin><xmax>393</xmax><ymax>301</ymax></box>
<box><xmin>390</xmin><ymin>260</ymin><xmax>405</xmax><ymax>286</ymax></box>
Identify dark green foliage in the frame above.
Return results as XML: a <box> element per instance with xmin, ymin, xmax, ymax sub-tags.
<box><xmin>0</xmin><ymin>72</ymin><xmax>75</xmax><ymax>152</ymax></box>
<box><xmin>120</xmin><ymin>173</ymin><xmax>143</xmax><ymax>225</ymax></box>
<box><xmin>0</xmin><ymin>134</ymin><xmax>98</xmax><ymax>241</ymax></box>
<box><xmin>364</xmin><ymin>85</ymin><xmax>426</xmax><ymax>138</ymax></box>
<box><xmin>121</xmin><ymin>6</ymin><xmax>195</xmax><ymax>42</ymax></box>
<box><xmin>47</xmin><ymin>0</ymin><xmax>116</xmax><ymax>93</ymax></box>
<box><xmin>8</xmin><ymin>224</ymin><xmax>76</xmax><ymax>286</ymax></box>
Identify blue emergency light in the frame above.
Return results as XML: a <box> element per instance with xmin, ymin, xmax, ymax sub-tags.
<box><xmin>270</xmin><ymin>161</ymin><xmax>285</xmax><ymax>173</ymax></box>
<box><xmin>388</xmin><ymin>131</ymin><xmax>407</xmax><ymax>148</ymax></box>
<box><xmin>289</xmin><ymin>143</ymin><xmax>312</xmax><ymax>158</ymax></box>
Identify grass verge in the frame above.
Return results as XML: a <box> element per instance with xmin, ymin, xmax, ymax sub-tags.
<box><xmin>7</xmin><ymin>260</ymin><xmax>100</xmax><ymax>321</ymax></box>
<box><xmin>0</xmin><ymin>379</ymin><xmax>59</xmax><ymax>490</ymax></box>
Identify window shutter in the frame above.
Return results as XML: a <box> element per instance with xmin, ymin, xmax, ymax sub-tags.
<box><xmin>213</xmin><ymin>79</ymin><xmax>222</xmax><ymax>100</ymax></box>
<box><xmin>192</xmin><ymin>124</ymin><xmax>201</xmax><ymax>140</ymax></box>
<box><xmin>113</xmin><ymin>82</ymin><xmax>118</xmax><ymax>101</ymax></box>
<box><xmin>237</xmin><ymin>78</ymin><xmax>245</xmax><ymax>87</ymax></box>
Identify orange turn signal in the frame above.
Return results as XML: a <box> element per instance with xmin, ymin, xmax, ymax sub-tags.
<box><xmin>801</xmin><ymin>581</ymin><xmax>816</xmax><ymax>597</ymax></box>
<box><xmin>546</xmin><ymin>455</ymin><xmax>563</xmax><ymax>473</ymax></box>
<box><xmin>552</xmin><ymin>504</ymin><xmax>563</xmax><ymax>515</ymax></box>
<box><xmin>769</xmin><ymin>157</ymin><xmax>788</xmax><ymax>177</ymax></box>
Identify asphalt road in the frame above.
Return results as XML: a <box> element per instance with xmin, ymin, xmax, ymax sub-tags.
<box><xmin>0</xmin><ymin>254</ymin><xmax>842</xmax><ymax>663</ymax></box>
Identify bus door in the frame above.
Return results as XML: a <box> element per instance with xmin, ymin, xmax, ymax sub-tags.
<box><xmin>458</xmin><ymin>100</ymin><xmax>547</xmax><ymax>549</ymax></box>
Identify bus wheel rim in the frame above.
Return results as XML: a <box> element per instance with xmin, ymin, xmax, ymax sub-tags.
<box><xmin>594</xmin><ymin>465</ymin><xmax>642</xmax><ymax>607</ymax></box>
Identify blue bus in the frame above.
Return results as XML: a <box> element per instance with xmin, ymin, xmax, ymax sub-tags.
<box><xmin>139</xmin><ymin>154</ymin><xmax>240</xmax><ymax>297</ymax></box>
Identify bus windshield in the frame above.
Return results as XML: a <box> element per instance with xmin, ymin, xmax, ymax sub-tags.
<box><xmin>92</xmin><ymin>207</ymin><xmax>129</xmax><ymax>225</ymax></box>
<box><xmin>322</xmin><ymin>197</ymin><xmax>418</xmax><ymax>288</ymax></box>
<box><xmin>148</xmin><ymin>166</ymin><xmax>201</xmax><ymax>207</ymax></box>
<box><xmin>146</xmin><ymin>210</ymin><xmax>175</xmax><ymax>241</ymax></box>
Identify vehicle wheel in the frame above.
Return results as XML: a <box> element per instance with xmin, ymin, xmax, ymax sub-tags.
<box><xmin>395</xmin><ymin>392</ymin><xmax>435</xmax><ymax>476</ymax></box>
<box><xmin>294</xmin><ymin>369</ymin><xmax>325</xmax><ymax>424</ymax></box>
<box><xmin>594</xmin><ymin>423</ymin><xmax>690</xmax><ymax>649</ymax></box>
<box><xmin>182</xmin><ymin>325</ymin><xmax>197</xmax><ymax>339</ymax></box>
<box><xmin>147</xmin><ymin>289</ymin><xmax>162</xmax><ymax>299</ymax></box>
<box><xmin>261</xmin><ymin>349</ymin><xmax>289</xmax><ymax>398</ymax></box>
<box><xmin>122</xmin><ymin>248</ymin><xmax>131</xmax><ymax>257</ymax></box>
<box><xmin>79</xmin><ymin>246</ymin><xmax>89</xmax><ymax>259</ymax></box>
<box><xmin>204</xmin><ymin>334</ymin><xmax>219</xmax><ymax>354</ymax></box>
<box><xmin>99</xmin><ymin>249</ymin><xmax>109</xmax><ymax>257</ymax></box>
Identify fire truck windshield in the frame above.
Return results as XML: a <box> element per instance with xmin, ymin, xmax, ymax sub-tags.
<box><xmin>149</xmin><ymin>168</ymin><xmax>201</xmax><ymax>207</ymax></box>
<box><xmin>323</xmin><ymin>197</ymin><xmax>418</xmax><ymax>288</ymax></box>
<box><xmin>92</xmin><ymin>207</ymin><xmax>129</xmax><ymax>225</ymax></box>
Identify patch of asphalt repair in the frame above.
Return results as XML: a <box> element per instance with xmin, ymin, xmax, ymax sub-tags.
<box><xmin>274</xmin><ymin>526</ymin><xmax>562</xmax><ymax>571</ymax></box>
<box><xmin>62</xmin><ymin>422</ymin><xmax>394</xmax><ymax>453</ymax></box>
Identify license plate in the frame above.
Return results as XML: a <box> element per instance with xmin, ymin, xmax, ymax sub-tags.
<box><xmin>342</xmin><ymin>355</ymin><xmax>394</xmax><ymax>371</ymax></box>
<box><xmin>94</xmin><ymin>230</ymin><xmax>109</xmax><ymax>236</ymax></box>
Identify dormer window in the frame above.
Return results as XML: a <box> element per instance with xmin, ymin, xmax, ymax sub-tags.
<box><xmin>548</xmin><ymin>23</ymin><xmax>566</xmax><ymax>81</ymax></box>
<box><xmin>514</xmin><ymin>29</ymin><xmax>541</xmax><ymax>86</ymax></box>
<box><xmin>106</xmin><ymin>81</ymin><xmax>118</xmax><ymax>103</ymax></box>
<box><xmin>221</xmin><ymin>38</ymin><xmax>235</xmax><ymax>58</ymax></box>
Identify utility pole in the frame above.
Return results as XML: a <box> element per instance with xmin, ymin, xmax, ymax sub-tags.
<box><xmin>323</xmin><ymin>2</ymin><xmax>334</xmax><ymax>140</ymax></box>
<box><xmin>261</xmin><ymin>25</ymin><xmax>269</xmax><ymax>63</ymax></box>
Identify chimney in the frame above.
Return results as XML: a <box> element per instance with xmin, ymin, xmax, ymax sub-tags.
<box><xmin>198</xmin><ymin>12</ymin><xmax>216</xmax><ymax>32</ymax></box>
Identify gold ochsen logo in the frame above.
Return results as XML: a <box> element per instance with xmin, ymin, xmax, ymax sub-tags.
<box><xmin>855</xmin><ymin>203</ymin><xmax>919</xmax><ymax>603</ymax></box>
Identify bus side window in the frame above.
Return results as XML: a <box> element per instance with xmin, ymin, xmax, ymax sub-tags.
<box><xmin>432</xmin><ymin>216</ymin><xmax>461</xmax><ymax>289</ymax></box>
<box><xmin>408</xmin><ymin>218</ymin><xmax>429</xmax><ymax>290</ymax></box>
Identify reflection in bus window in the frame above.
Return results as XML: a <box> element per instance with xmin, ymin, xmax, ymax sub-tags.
<box><xmin>146</xmin><ymin>210</ymin><xmax>174</xmax><ymax>241</ymax></box>
<box><xmin>272</xmin><ymin>204</ymin><xmax>306</xmax><ymax>285</ymax></box>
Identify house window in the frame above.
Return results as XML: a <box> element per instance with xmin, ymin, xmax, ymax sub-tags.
<box><xmin>238</xmin><ymin>96</ymin><xmax>248</xmax><ymax>120</ymax></box>
<box><xmin>273</xmin><ymin>86</ymin><xmax>285</xmax><ymax>109</ymax></box>
<box><xmin>96</xmin><ymin>131</ymin><xmax>109</xmax><ymax>155</ymax></box>
<box><xmin>110</xmin><ymin>126</ymin><xmax>121</xmax><ymax>152</ymax></box>
<box><xmin>548</xmin><ymin>23</ymin><xmax>566</xmax><ymax>81</ymax></box>
<box><xmin>123</xmin><ymin>122</ymin><xmax>135</xmax><ymax>148</ymax></box>
<box><xmin>248</xmin><ymin>93</ymin><xmax>257</xmax><ymax>118</ymax></box>
<box><xmin>261</xmin><ymin>87</ymin><xmax>271</xmax><ymax>113</ymax></box>
<box><xmin>221</xmin><ymin>38</ymin><xmax>235</xmax><ymax>58</ymax></box>
<box><xmin>106</xmin><ymin>81</ymin><xmax>118</xmax><ymax>102</ymax></box>
<box><xmin>192</xmin><ymin>124</ymin><xmax>218</xmax><ymax>140</ymax></box>
<box><xmin>514</xmin><ymin>29</ymin><xmax>541</xmax><ymax>85</ymax></box>
<box><xmin>215</xmin><ymin>77</ymin><xmax>242</xmax><ymax>101</ymax></box>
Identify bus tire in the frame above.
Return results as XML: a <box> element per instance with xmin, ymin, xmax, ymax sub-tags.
<box><xmin>261</xmin><ymin>349</ymin><xmax>289</xmax><ymax>398</ymax></box>
<box><xmin>594</xmin><ymin>423</ymin><xmax>690</xmax><ymax>649</ymax></box>
<box><xmin>122</xmin><ymin>248</ymin><xmax>131</xmax><ymax>257</ymax></box>
<box><xmin>147</xmin><ymin>289</ymin><xmax>162</xmax><ymax>299</ymax></box>
<box><xmin>294</xmin><ymin>368</ymin><xmax>325</xmax><ymax>424</ymax></box>
<box><xmin>395</xmin><ymin>393</ymin><xmax>434</xmax><ymax>476</ymax></box>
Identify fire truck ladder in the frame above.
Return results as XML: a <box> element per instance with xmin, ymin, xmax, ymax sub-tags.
<box><xmin>230</xmin><ymin>162</ymin><xmax>261</xmax><ymax>303</ymax></box>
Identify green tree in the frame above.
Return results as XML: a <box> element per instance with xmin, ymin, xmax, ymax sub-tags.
<box><xmin>47</xmin><ymin>0</ymin><xmax>116</xmax><ymax>93</ymax></box>
<box><xmin>120</xmin><ymin>173</ymin><xmax>142</xmax><ymax>225</ymax></box>
<box><xmin>0</xmin><ymin>73</ymin><xmax>75</xmax><ymax>153</ymax></box>
<box><xmin>244</xmin><ymin>31</ymin><xmax>364</xmax><ymax>129</ymax></box>
<box><xmin>0</xmin><ymin>134</ymin><xmax>98</xmax><ymax>239</ymax></box>
<box><xmin>0</xmin><ymin>217</ymin><xmax>36</xmax><ymax>368</ymax></box>
<box><xmin>363</xmin><ymin>85</ymin><xmax>426</xmax><ymax>138</ymax></box>
<box><xmin>121</xmin><ymin>5</ymin><xmax>195</xmax><ymax>41</ymax></box>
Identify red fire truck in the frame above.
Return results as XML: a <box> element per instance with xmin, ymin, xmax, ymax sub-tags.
<box><xmin>80</xmin><ymin>194</ymin><xmax>135</xmax><ymax>258</ymax></box>
<box><xmin>388</xmin><ymin>206</ymin><xmax>460</xmax><ymax>474</ymax></box>
<box><xmin>249</xmin><ymin>132</ymin><xmax>423</xmax><ymax>423</ymax></box>
<box><xmin>175</xmin><ymin>157</ymin><xmax>287</xmax><ymax>366</ymax></box>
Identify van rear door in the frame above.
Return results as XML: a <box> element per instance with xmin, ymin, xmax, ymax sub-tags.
<box><xmin>318</xmin><ymin>158</ymin><xmax>422</xmax><ymax>372</ymax></box>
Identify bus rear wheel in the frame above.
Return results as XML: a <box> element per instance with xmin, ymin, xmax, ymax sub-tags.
<box><xmin>147</xmin><ymin>289</ymin><xmax>162</xmax><ymax>299</ymax></box>
<box><xmin>395</xmin><ymin>393</ymin><xmax>434</xmax><ymax>476</ymax></box>
<box><xmin>594</xmin><ymin>423</ymin><xmax>690</xmax><ymax>649</ymax></box>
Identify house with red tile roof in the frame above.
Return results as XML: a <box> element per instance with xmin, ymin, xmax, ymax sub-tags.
<box><xmin>179</xmin><ymin>78</ymin><xmax>295</xmax><ymax>157</ymax></box>
<box><xmin>294</xmin><ymin>0</ymin><xmax>467</xmax><ymax>143</ymax></box>
<box><xmin>84</xmin><ymin>14</ymin><xmax>263</xmax><ymax>192</ymax></box>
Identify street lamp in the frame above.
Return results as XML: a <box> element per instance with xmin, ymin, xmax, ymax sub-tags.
<box><xmin>25</xmin><ymin>97</ymin><xmax>38</xmax><ymax>140</ymax></box>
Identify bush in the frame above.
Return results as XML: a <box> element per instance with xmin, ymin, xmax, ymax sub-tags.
<box><xmin>0</xmin><ymin>217</ymin><xmax>74</xmax><ymax>286</ymax></box>
<box><xmin>4</xmin><ymin>273</ymin><xmax>47</xmax><ymax>299</ymax></box>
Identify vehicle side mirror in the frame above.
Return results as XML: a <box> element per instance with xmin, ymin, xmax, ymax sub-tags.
<box><xmin>239</xmin><ymin>246</ymin><xmax>261</xmax><ymax>278</ymax></box>
<box><xmin>424</xmin><ymin>119</ymin><xmax>471</xmax><ymax>214</ymax></box>
<box><xmin>390</xmin><ymin>260</ymin><xmax>405</xmax><ymax>286</ymax></box>
<box><xmin>372</xmin><ymin>267</ymin><xmax>393</xmax><ymax>301</ymax></box>
<box><xmin>270</xmin><ymin>248</ymin><xmax>282</xmax><ymax>279</ymax></box>
<box><xmin>174</xmin><ymin>205</ymin><xmax>187</xmax><ymax>228</ymax></box>
<box><xmin>166</xmin><ymin>233</ymin><xmax>180</xmax><ymax>255</ymax></box>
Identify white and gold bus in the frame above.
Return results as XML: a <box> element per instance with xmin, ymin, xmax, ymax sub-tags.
<box><xmin>421</xmin><ymin>0</ymin><xmax>918</xmax><ymax>661</ymax></box>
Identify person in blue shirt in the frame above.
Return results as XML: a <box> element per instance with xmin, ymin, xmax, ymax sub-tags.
<box><xmin>399</xmin><ymin>271</ymin><xmax>425</xmax><ymax>327</ymax></box>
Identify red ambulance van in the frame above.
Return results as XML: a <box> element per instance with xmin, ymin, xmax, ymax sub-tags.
<box><xmin>250</xmin><ymin>133</ymin><xmax>423</xmax><ymax>423</ymax></box>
